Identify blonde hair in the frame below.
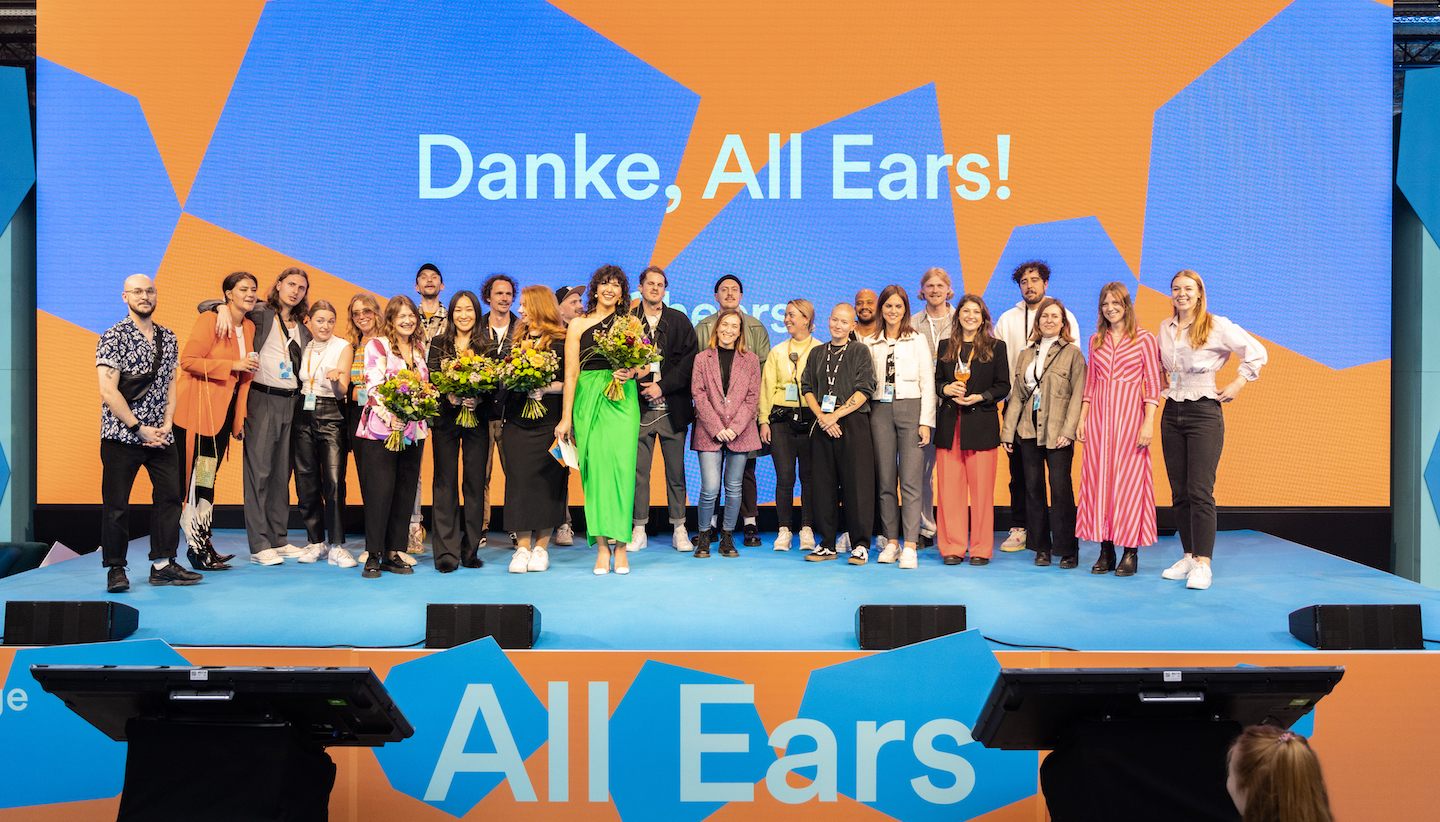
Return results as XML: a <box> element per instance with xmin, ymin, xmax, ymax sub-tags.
<box><xmin>345</xmin><ymin>293</ymin><xmax>382</xmax><ymax>347</ymax></box>
<box><xmin>1227</xmin><ymin>725</ymin><xmax>1333</xmax><ymax>822</ymax></box>
<box><xmin>1092</xmin><ymin>282</ymin><xmax>1138</xmax><ymax>350</ymax></box>
<box><xmin>1172</xmin><ymin>270</ymin><xmax>1214</xmax><ymax>349</ymax></box>
<box><xmin>916</xmin><ymin>267</ymin><xmax>953</xmax><ymax>302</ymax></box>
<box><xmin>786</xmin><ymin>298</ymin><xmax>815</xmax><ymax>331</ymax></box>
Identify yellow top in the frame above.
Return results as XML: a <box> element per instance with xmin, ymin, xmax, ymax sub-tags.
<box><xmin>760</xmin><ymin>336</ymin><xmax>819</xmax><ymax>418</ymax></box>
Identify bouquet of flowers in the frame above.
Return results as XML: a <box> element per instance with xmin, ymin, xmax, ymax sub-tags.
<box><xmin>373</xmin><ymin>369</ymin><xmax>440</xmax><ymax>450</ymax></box>
<box><xmin>591</xmin><ymin>314</ymin><xmax>662</xmax><ymax>401</ymax></box>
<box><xmin>430</xmin><ymin>352</ymin><xmax>501</xmax><ymax>428</ymax></box>
<box><xmin>500</xmin><ymin>340</ymin><xmax>560</xmax><ymax>419</ymax></box>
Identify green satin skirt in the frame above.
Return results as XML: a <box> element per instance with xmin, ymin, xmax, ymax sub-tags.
<box><xmin>574</xmin><ymin>370</ymin><xmax>640</xmax><ymax>544</ymax></box>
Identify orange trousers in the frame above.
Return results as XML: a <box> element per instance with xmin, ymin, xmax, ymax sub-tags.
<box><xmin>935</xmin><ymin>446</ymin><xmax>998</xmax><ymax>559</ymax></box>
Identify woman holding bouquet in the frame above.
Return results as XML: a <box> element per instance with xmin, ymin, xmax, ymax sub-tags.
<box><xmin>557</xmin><ymin>265</ymin><xmax>642</xmax><ymax>575</ymax></box>
<box><xmin>501</xmin><ymin>286</ymin><xmax>567</xmax><ymax>574</ymax></box>
<box><xmin>355</xmin><ymin>296</ymin><xmax>432</xmax><ymax>579</ymax></box>
<box><xmin>426</xmin><ymin>290</ymin><xmax>493</xmax><ymax>573</ymax></box>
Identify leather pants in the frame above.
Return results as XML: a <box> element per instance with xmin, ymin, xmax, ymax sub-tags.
<box><xmin>293</xmin><ymin>397</ymin><xmax>347</xmax><ymax>545</ymax></box>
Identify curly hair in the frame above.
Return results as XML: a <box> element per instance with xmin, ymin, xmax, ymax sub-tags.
<box><xmin>583</xmin><ymin>265</ymin><xmax>630</xmax><ymax>315</ymax></box>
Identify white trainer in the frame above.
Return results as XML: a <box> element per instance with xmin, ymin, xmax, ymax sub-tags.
<box><xmin>509</xmin><ymin>548</ymin><xmax>531</xmax><ymax>573</ymax></box>
<box><xmin>297</xmin><ymin>542</ymin><xmax>327</xmax><ymax>563</ymax></box>
<box><xmin>274</xmin><ymin>544</ymin><xmax>305</xmax><ymax>558</ymax></box>
<box><xmin>1163</xmin><ymin>556</ymin><xmax>1199</xmax><ymax>580</ymax></box>
<box><xmin>673</xmin><ymin>525</ymin><xmax>694</xmax><ymax>552</ymax></box>
<box><xmin>628</xmin><ymin>525</ymin><xmax>647</xmax><ymax>552</ymax></box>
<box><xmin>527</xmin><ymin>546</ymin><xmax>549</xmax><ymax>572</ymax></box>
<box><xmin>328</xmin><ymin>545</ymin><xmax>357</xmax><ymax>568</ymax></box>
<box><xmin>799</xmin><ymin>526</ymin><xmax>817</xmax><ymax>551</ymax></box>
<box><xmin>396</xmin><ymin>551</ymin><xmax>418</xmax><ymax>567</ymax></box>
<box><xmin>1000</xmin><ymin>528</ymin><xmax>1027</xmax><ymax>552</ymax></box>
<box><xmin>250</xmin><ymin>548</ymin><xmax>283</xmax><ymax>566</ymax></box>
<box><xmin>836</xmin><ymin>532</ymin><xmax>851</xmax><ymax>554</ymax></box>
<box><xmin>877</xmin><ymin>541</ymin><xmax>900</xmax><ymax>563</ymax></box>
<box><xmin>774</xmin><ymin>527</ymin><xmax>793</xmax><ymax>551</ymax></box>
<box><xmin>554</xmin><ymin>524</ymin><xmax>574</xmax><ymax>546</ymax></box>
<box><xmin>1185</xmin><ymin>562</ymin><xmax>1213</xmax><ymax>590</ymax></box>
<box><xmin>898</xmin><ymin>546</ymin><xmax>918</xmax><ymax>569</ymax></box>
<box><xmin>847</xmin><ymin>544</ymin><xmax>869</xmax><ymax>565</ymax></box>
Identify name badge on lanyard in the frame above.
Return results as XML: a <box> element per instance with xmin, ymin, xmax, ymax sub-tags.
<box><xmin>880</xmin><ymin>384</ymin><xmax>894</xmax><ymax>402</ymax></box>
<box><xmin>278</xmin><ymin>359</ymin><xmax>293</xmax><ymax>381</ymax></box>
<box><xmin>1169</xmin><ymin>372</ymin><xmax>1179</xmax><ymax>390</ymax></box>
<box><xmin>1032</xmin><ymin>388</ymin><xmax>1043</xmax><ymax>411</ymax></box>
<box><xmin>303</xmin><ymin>393</ymin><xmax>317</xmax><ymax>411</ymax></box>
<box><xmin>784</xmin><ymin>384</ymin><xmax>799</xmax><ymax>403</ymax></box>
<box><xmin>821</xmin><ymin>395</ymin><xmax>837</xmax><ymax>413</ymax></box>
<box><xmin>356</xmin><ymin>386</ymin><xmax>369</xmax><ymax>405</ymax></box>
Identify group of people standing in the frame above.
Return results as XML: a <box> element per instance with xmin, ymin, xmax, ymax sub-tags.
<box><xmin>95</xmin><ymin>258</ymin><xmax>1263</xmax><ymax>593</ymax></box>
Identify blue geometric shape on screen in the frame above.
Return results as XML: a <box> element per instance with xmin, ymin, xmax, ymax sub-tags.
<box><xmin>1138</xmin><ymin>0</ymin><xmax>1390</xmax><ymax>370</ymax></box>
<box><xmin>0</xmin><ymin>639</ymin><xmax>190</xmax><ymax>809</ymax></box>
<box><xmin>374</xmin><ymin>637</ymin><xmax>547</xmax><ymax>818</ymax></box>
<box><xmin>610</xmin><ymin>660</ymin><xmax>773</xmax><ymax>822</ymax></box>
<box><xmin>794</xmin><ymin>630</ymin><xmax>1036</xmax><ymax>821</ymax></box>
<box><xmin>1399</xmin><ymin>67</ymin><xmax>1440</xmax><ymax>245</ymax></box>
<box><xmin>981</xmin><ymin>216</ymin><xmax>1133</xmax><ymax>325</ymax></box>
<box><xmin>36</xmin><ymin>58</ymin><xmax>180</xmax><ymax>335</ymax></box>
<box><xmin>668</xmin><ymin>82</ymin><xmax>964</xmax><ymax>503</ymax></box>
<box><xmin>1424</xmin><ymin>430</ymin><xmax>1440</xmax><ymax>532</ymax></box>
<box><xmin>187</xmin><ymin>0</ymin><xmax>697</xmax><ymax>297</ymax></box>
<box><xmin>0</xmin><ymin>66</ymin><xmax>34</xmax><ymax>227</ymax></box>
<box><xmin>0</xmin><ymin>436</ymin><xmax>9</xmax><ymax>506</ymax></box>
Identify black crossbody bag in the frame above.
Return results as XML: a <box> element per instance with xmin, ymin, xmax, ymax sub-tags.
<box><xmin>117</xmin><ymin>337</ymin><xmax>163</xmax><ymax>404</ymax></box>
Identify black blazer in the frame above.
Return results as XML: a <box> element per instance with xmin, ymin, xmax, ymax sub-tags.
<box><xmin>478</xmin><ymin>310</ymin><xmax>521</xmax><ymax>357</ymax></box>
<box><xmin>630</xmin><ymin>303</ymin><xmax>699</xmax><ymax>430</ymax></box>
<box><xmin>934</xmin><ymin>338</ymin><xmax>1009</xmax><ymax>451</ymax></box>
<box><xmin>425</xmin><ymin>333</ymin><xmax>498</xmax><ymax>425</ymax></box>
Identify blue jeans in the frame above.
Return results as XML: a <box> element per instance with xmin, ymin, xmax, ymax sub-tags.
<box><xmin>697</xmin><ymin>448</ymin><xmax>748</xmax><ymax>533</ymax></box>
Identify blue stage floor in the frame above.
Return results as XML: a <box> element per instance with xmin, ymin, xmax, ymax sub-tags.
<box><xmin>3</xmin><ymin>530</ymin><xmax>1437</xmax><ymax>652</ymax></box>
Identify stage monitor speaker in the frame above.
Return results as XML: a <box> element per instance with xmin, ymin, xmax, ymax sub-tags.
<box><xmin>1287</xmin><ymin>604</ymin><xmax>1423</xmax><ymax>650</ymax></box>
<box><xmin>856</xmin><ymin>604</ymin><xmax>965</xmax><ymax>650</ymax></box>
<box><xmin>426</xmin><ymin>604</ymin><xmax>541</xmax><ymax>649</ymax></box>
<box><xmin>3</xmin><ymin>600</ymin><xmax>139</xmax><ymax>646</ymax></box>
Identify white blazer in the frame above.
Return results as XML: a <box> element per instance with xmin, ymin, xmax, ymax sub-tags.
<box><xmin>861</xmin><ymin>331</ymin><xmax>936</xmax><ymax>428</ymax></box>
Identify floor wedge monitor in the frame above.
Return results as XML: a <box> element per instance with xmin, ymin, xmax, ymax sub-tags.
<box><xmin>856</xmin><ymin>604</ymin><xmax>966</xmax><ymax>650</ymax></box>
<box><xmin>1287</xmin><ymin>604</ymin><xmax>1423</xmax><ymax>650</ymax></box>
<box><xmin>3</xmin><ymin>600</ymin><xmax>139</xmax><ymax>645</ymax></box>
<box><xmin>426</xmin><ymin>603</ymin><xmax>541</xmax><ymax>649</ymax></box>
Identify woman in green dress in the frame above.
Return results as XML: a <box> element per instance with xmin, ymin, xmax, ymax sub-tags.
<box><xmin>555</xmin><ymin>265</ymin><xmax>641</xmax><ymax>575</ymax></box>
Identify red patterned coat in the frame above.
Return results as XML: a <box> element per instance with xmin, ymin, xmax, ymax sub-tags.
<box><xmin>690</xmin><ymin>347</ymin><xmax>762</xmax><ymax>453</ymax></box>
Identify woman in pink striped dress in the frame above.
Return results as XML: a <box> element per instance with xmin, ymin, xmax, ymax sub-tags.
<box><xmin>1076</xmin><ymin>283</ymin><xmax>1161</xmax><ymax>577</ymax></box>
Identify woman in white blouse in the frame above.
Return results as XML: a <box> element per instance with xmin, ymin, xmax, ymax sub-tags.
<box><xmin>292</xmin><ymin>301</ymin><xmax>353</xmax><ymax>565</ymax></box>
<box><xmin>1158</xmin><ymin>270</ymin><xmax>1267</xmax><ymax>591</ymax></box>
<box><xmin>865</xmin><ymin>285</ymin><xmax>936</xmax><ymax>569</ymax></box>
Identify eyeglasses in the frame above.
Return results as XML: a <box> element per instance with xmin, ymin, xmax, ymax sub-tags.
<box><xmin>351</xmin><ymin>308</ymin><xmax>375</xmax><ymax>318</ymax></box>
<box><xmin>125</xmin><ymin>288</ymin><xmax>157</xmax><ymax>297</ymax></box>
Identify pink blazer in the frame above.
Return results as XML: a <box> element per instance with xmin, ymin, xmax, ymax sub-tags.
<box><xmin>357</xmin><ymin>337</ymin><xmax>431</xmax><ymax>442</ymax></box>
<box><xmin>690</xmin><ymin>347</ymin><xmax>762</xmax><ymax>452</ymax></box>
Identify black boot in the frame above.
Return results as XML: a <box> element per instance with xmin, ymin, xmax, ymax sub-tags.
<box><xmin>362</xmin><ymin>552</ymin><xmax>382</xmax><ymax>579</ymax></box>
<box><xmin>693</xmin><ymin>528</ymin><xmax>712</xmax><ymax>558</ymax></box>
<box><xmin>719</xmin><ymin>530</ymin><xmax>738</xmax><ymax>557</ymax></box>
<box><xmin>1115</xmin><ymin>546</ymin><xmax>1138</xmax><ymax>577</ymax></box>
<box><xmin>1091</xmin><ymin>541</ymin><xmax>1116</xmax><ymax>574</ymax></box>
<box><xmin>1034</xmin><ymin>550</ymin><xmax>1052</xmax><ymax>567</ymax></box>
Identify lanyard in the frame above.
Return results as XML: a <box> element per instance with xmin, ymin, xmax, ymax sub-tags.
<box><xmin>1028</xmin><ymin>341</ymin><xmax>1065</xmax><ymax>388</ymax></box>
<box><xmin>822</xmin><ymin>343</ymin><xmax>848</xmax><ymax>391</ymax></box>
<box><xmin>787</xmin><ymin>338</ymin><xmax>815</xmax><ymax>380</ymax></box>
<box><xmin>301</xmin><ymin>341</ymin><xmax>326</xmax><ymax>394</ymax></box>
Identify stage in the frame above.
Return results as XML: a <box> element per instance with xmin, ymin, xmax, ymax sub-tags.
<box><xmin>5</xmin><ymin>529</ymin><xmax>1436</xmax><ymax>652</ymax></box>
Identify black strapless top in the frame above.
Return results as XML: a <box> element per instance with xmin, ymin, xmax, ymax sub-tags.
<box><xmin>579</xmin><ymin>312</ymin><xmax>619</xmax><ymax>371</ymax></box>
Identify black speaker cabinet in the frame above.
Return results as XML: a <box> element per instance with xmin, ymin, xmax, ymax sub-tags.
<box><xmin>1288</xmin><ymin>604</ymin><xmax>1423</xmax><ymax>650</ymax></box>
<box><xmin>426</xmin><ymin>604</ymin><xmax>541</xmax><ymax>649</ymax></box>
<box><xmin>3</xmin><ymin>601</ymin><xmax>139</xmax><ymax>645</ymax></box>
<box><xmin>856</xmin><ymin>604</ymin><xmax>966</xmax><ymax>650</ymax></box>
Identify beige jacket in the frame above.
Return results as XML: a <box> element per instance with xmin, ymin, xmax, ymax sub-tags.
<box><xmin>1000</xmin><ymin>340</ymin><xmax>1086</xmax><ymax>450</ymax></box>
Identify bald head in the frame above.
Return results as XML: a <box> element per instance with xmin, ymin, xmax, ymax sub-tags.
<box><xmin>122</xmin><ymin>274</ymin><xmax>157</xmax><ymax>320</ymax></box>
<box><xmin>828</xmin><ymin>303</ymin><xmax>855</xmax><ymax>342</ymax></box>
<box><xmin>854</xmin><ymin>289</ymin><xmax>877</xmax><ymax>324</ymax></box>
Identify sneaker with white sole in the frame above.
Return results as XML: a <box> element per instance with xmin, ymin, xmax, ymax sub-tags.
<box><xmin>527</xmin><ymin>546</ymin><xmax>549</xmax><ymax>572</ymax></box>
<box><xmin>628</xmin><ymin>525</ymin><xmax>647</xmax><ymax>552</ymax></box>
<box><xmin>407</xmin><ymin>523</ymin><xmax>426</xmax><ymax>554</ymax></box>
<box><xmin>774</xmin><ymin>527</ymin><xmax>793</xmax><ymax>551</ymax></box>
<box><xmin>877</xmin><ymin>541</ymin><xmax>900</xmax><ymax>563</ymax></box>
<box><xmin>848</xmin><ymin>544</ymin><xmax>869</xmax><ymax>565</ymax></box>
<box><xmin>297</xmin><ymin>542</ymin><xmax>327</xmax><ymax>563</ymax></box>
<box><xmin>273</xmin><ymin>544</ymin><xmax>305</xmax><ymax>558</ymax></box>
<box><xmin>1185</xmin><ymin>562</ymin><xmax>1212</xmax><ymax>590</ymax></box>
<box><xmin>836</xmin><ymin>532</ymin><xmax>850</xmax><ymax>554</ymax></box>
<box><xmin>673</xmin><ymin>525</ymin><xmax>694</xmax><ymax>552</ymax></box>
<box><xmin>1000</xmin><ymin>528</ymin><xmax>1027</xmax><ymax>552</ymax></box>
<box><xmin>396</xmin><ymin>552</ymin><xmax>418</xmax><ymax>567</ymax></box>
<box><xmin>328</xmin><ymin>545</ymin><xmax>357</xmax><ymax>568</ymax></box>
<box><xmin>805</xmin><ymin>546</ymin><xmax>838</xmax><ymax>562</ymax></box>
<box><xmin>799</xmin><ymin>526</ymin><xmax>816</xmax><ymax>551</ymax></box>
<box><xmin>898</xmin><ymin>545</ymin><xmax>918</xmax><ymax>569</ymax></box>
<box><xmin>554</xmin><ymin>524</ymin><xmax>574</xmax><ymax>546</ymax></box>
<box><xmin>250</xmin><ymin>548</ymin><xmax>284</xmax><ymax>566</ymax></box>
<box><xmin>509</xmin><ymin>547</ymin><xmax>531</xmax><ymax>573</ymax></box>
<box><xmin>1162</xmin><ymin>556</ymin><xmax>1199</xmax><ymax>580</ymax></box>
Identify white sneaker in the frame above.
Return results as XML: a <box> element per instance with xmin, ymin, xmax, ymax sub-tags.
<box><xmin>774</xmin><ymin>527</ymin><xmax>793</xmax><ymax>551</ymax></box>
<box><xmin>527</xmin><ymin>546</ymin><xmax>549</xmax><ymax>572</ymax></box>
<box><xmin>1163</xmin><ymin>556</ymin><xmax>1199</xmax><ymax>580</ymax></box>
<box><xmin>1185</xmin><ymin>562</ymin><xmax>1213</xmax><ymax>590</ymax></box>
<box><xmin>877</xmin><ymin>541</ymin><xmax>900</xmax><ymax>563</ymax></box>
<box><xmin>628</xmin><ymin>525</ymin><xmax>647</xmax><ymax>552</ymax></box>
<box><xmin>673</xmin><ymin>525</ymin><xmax>694</xmax><ymax>552</ymax></box>
<box><xmin>250</xmin><ymin>548</ymin><xmax>284</xmax><ymax>566</ymax></box>
<box><xmin>847</xmin><ymin>544</ymin><xmax>869</xmax><ymax>565</ymax></box>
<box><xmin>509</xmin><ymin>548</ymin><xmax>531</xmax><ymax>573</ymax></box>
<box><xmin>297</xmin><ymin>542</ymin><xmax>327</xmax><ymax>563</ymax></box>
<box><xmin>1000</xmin><ymin>528</ymin><xmax>1027</xmax><ymax>552</ymax></box>
<box><xmin>273</xmin><ymin>544</ymin><xmax>305</xmax><ymax>558</ymax></box>
<box><xmin>799</xmin><ymin>526</ymin><xmax>817</xmax><ymax>551</ymax></box>
<box><xmin>554</xmin><ymin>524</ymin><xmax>574</xmax><ymax>546</ymax></box>
<box><xmin>396</xmin><ymin>552</ymin><xmax>418</xmax><ymax>567</ymax></box>
<box><xmin>836</xmin><ymin>532</ymin><xmax>851</xmax><ymax>553</ymax></box>
<box><xmin>898</xmin><ymin>546</ymin><xmax>918</xmax><ymax>569</ymax></box>
<box><xmin>328</xmin><ymin>545</ymin><xmax>357</xmax><ymax>568</ymax></box>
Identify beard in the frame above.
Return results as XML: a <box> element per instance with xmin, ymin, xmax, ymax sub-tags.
<box><xmin>133</xmin><ymin>305</ymin><xmax>155</xmax><ymax>319</ymax></box>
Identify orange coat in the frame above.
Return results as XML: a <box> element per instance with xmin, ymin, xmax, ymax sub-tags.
<box><xmin>175</xmin><ymin>312</ymin><xmax>255</xmax><ymax>437</ymax></box>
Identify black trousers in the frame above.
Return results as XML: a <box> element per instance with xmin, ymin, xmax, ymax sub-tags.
<box><xmin>740</xmin><ymin>457</ymin><xmax>758</xmax><ymax>520</ymax></box>
<box><xmin>100</xmin><ymin>439</ymin><xmax>182</xmax><ymax>568</ymax></box>
<box><xmin>1017</xmin><ymin>437</ymin><xmax>1078</xmax><ymax>558</ymax></box>
<box><xmin>1161</xmin><ymin>398</ymin><xmax>1224</xmax><ymax>559</ymax></box>
<box><xmin>293</xmin><ymin>399</ymin><xmax>347</xmax><ymax>545</ymax></box>
<box><xmin>1007</xmin><ymin>433</ymin><xmax>1028</xmax><ymax>524</ymax></box>
<box><xmin>810</xmin><ymin>414</ymin><xmax>875</xmax><ymax>551</ymax></box>
<box><xmin>430</xmin><ymin>413</ymin><xmax>489</xmax><ymax>567</ymax></box>
<box><xmin>769</xmin><ymin>418</ymin><xmax>813</xmax><ymax>530</ymax></box>
<box><xmin>352</xmin><ymin>437</ymin><xmax>425</xmax><ymax>558</ymax></box>
<box><xmin>172</xmin><ymin>388</ymin><xmax>237</xmax><ymax>505</ymax></box>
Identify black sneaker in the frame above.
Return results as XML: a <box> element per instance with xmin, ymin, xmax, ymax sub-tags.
<box><xmin>942</xmin><ymin>555</ymin><xmax>965</xmax><ymax>566</ymax></box>
<box><xmin>805</xmin><ymin>546</ymin><xmax>838</xmax><ymax>561</ymax></box>
<box><xmin>693</xmin><ymin>529</ymin><xmax>712</xmax><ymax>558</ymax></box>
<box><xmin>106</xmin><ymin>567</ymin><xmax>130</xmax><ymax>593</ymax></box>
<box><xmin>742</xmin><ymin>523</ymin><xmax>761</xmax><ymax>546</ymax></box>
<box><xmin>149</xmin><ymin>561</ymin><xmax>202</xmax><ymax>586</ymax></box>
<box><xmin>362</xmin><ymin>554</ymin><xmax>382</xmax><ymax>579</ymax></box>
<box><xmin>381</xmin><ymin>554</ymin><xmax>415</xmax><ymax>575</ymax></box>
<box><xmin>719</xmin><ymin>531</ymin><xmax>739</xmax><ymax>557</ymax></box>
